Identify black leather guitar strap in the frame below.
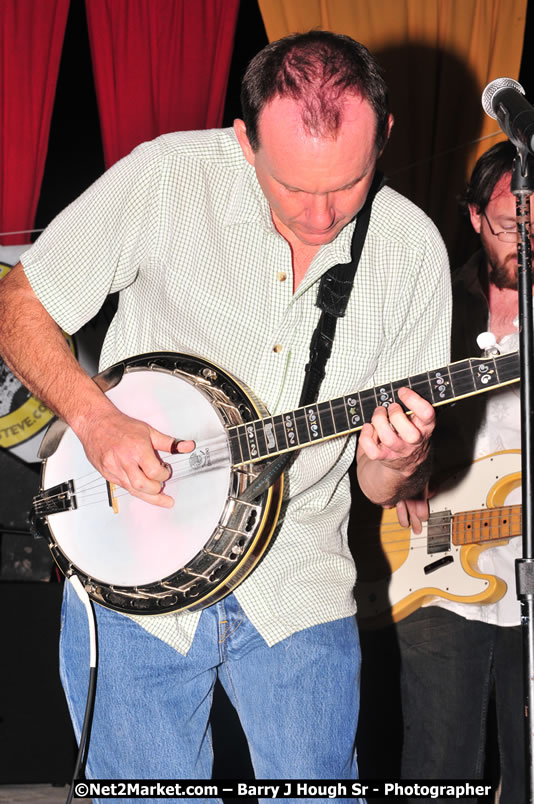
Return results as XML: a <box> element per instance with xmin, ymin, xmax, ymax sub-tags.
<box><xmin>241</xmin><ymin>170</ymin><xmax>384</xmax><ymax>502</ymax></box>
<box><xmin>299</xmin><ymin>169</ymin><xmax>384</xmax><ymax>407</ymax></box>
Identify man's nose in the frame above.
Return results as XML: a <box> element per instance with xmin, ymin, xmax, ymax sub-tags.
<box><xmin>307</xmin><ymin>194</ymin><xmax>335</xmax><ymax>229</ymax></box>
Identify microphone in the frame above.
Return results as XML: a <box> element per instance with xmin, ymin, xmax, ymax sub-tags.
<box><xmin>482</xmin><ymin>77</ymin><xmax>534</xmax><ymax>155</ymax></box>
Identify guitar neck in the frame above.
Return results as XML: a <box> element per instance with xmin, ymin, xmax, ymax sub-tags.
<box><xmin>452</xmin><ymin>504</ymin><xmax>522</xmax><ymax>545</ymax></box>
<box><xmin>228</xmin><ymin>351</ymin><xmax>520</xmax><ymax>467</ymax></box>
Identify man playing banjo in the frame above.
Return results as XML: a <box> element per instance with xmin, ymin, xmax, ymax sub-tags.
<box><xmin>0</xmin><ymin>31</ymin><xmax>450</xmax><ymax>800</ymax></box>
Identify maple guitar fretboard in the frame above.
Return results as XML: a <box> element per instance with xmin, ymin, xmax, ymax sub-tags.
<box><xmin>228</xmin><ymin>351</ymin><xmax>520</xmax><ymax>467</ymax></box>
<box><xmin>452</xmin><ymin>505</ymin><xmax>522</xmax><ymax>545</ymax></box>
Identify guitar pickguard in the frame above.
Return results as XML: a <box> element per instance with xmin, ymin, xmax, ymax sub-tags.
<box><xmin>354</xmin><ymin>450</ymin><xmax>522</xmax><ymax>628</ymax></box>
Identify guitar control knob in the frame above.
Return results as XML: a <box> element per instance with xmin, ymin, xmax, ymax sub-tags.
<box><xmin>476</xmin><ymin>331</ymin><xmax>500</xmax><ymax>357</ymax></box>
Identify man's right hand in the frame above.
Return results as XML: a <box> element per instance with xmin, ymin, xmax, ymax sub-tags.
<box><xmin>0</xmin><ymin>265</ymin><xmax>195</xmax><ymax>508</ymax></box>
<box><xmin>76</xmin><ymin>405</ymin><xmax>195</xmax><ymax>508</ymax></box>
<box><xmin>394</xmin><ymin>496</ymin><xmax>429</xmax><ymax>535</ymax></box>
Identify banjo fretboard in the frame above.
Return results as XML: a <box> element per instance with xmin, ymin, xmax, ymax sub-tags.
<box><xmin>228</xmin><ymin>351</ymin><xmax>520</xmax><ymax>466</ymax></box>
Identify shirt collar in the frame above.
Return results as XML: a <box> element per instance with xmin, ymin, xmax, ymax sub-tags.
<box><xmin>223</xmin><ymin>159</ymin><xmax>273</xmax><ymax>229</ymax></box>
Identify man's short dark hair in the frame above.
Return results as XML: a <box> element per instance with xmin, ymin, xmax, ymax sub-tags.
<box><xmin>460</xmin><ymin>139</ymin><xmax>517</xmax><ymax>214</ymax></box>
<box><xmin>240</xmin><ymin>30</ymin><xmax>389</xmax><ymax>153</ymax></box>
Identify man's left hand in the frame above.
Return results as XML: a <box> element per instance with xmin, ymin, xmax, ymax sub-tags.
<box><xmin>356</xmin><ymin>387</ymin><xmax>435</xmax><ymax>506</ymax></box>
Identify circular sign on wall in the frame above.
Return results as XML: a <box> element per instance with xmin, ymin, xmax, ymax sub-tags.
<box><xmin>0</xmin><ymin>261</ymin><xmax>76</xmax><ymax>449</ymax></box>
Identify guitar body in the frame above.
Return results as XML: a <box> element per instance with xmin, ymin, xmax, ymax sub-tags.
<box><xmin>355</xmin><ymin>450</ymin><xmax>522</xmax><ymax>628</ymax></box>
<box><xmin>33</xmin><ymin>353</ymin><xmax>283</xmax><ymax>615</ymax></box>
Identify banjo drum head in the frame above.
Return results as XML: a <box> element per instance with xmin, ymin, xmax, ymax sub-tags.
<box><xmin>42</xmin><ymin>366</ymin><xmax>233</xmax><ymax>588</ymax></box>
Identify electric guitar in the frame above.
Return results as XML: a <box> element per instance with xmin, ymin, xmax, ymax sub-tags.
<box><xmin>32</xmin><ymin>349</ymin><xmax>519</xmax><ymax>615</ymax></box>
<box><xmin>355</xmin><ymin>450</ymin><xmax>522</xmax><ymax>628</ymax></box>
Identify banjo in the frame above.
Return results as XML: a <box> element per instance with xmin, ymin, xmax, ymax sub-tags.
<box><xmin>32</xmin><ymin>349</ymin><xmax>519</xmax><ymax>615</ymax></box>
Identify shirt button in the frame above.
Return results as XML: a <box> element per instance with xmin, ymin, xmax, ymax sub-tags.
<box><xmin>273</xmin><ymin>344</ymin><xmax>283</xmax><ymax>353</ymax></box>
<box><xmin>277</xmin><ymin>271</ymin><xmax>287</xmax><ymax>282</ymax></box>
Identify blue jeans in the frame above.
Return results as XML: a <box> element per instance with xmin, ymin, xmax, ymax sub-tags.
<box><xmin>60</xmin><ymin>583</ymin><xmax>363</xmax><ymax>803</ymax></box>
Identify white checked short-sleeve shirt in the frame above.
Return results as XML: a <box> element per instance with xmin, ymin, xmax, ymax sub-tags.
<box><xmin>22</xmin><ymin>128</ymin><xmax>451</xmax><ymax>653</ymax></box>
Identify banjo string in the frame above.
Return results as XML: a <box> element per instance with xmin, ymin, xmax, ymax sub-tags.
<box><xmin>38</xmin><ymin>433</ymin><xmax>232</xmax><ymax>508</ymax></box>
<box><xmin>72</xmin><ymin>432</ymin><xmax>229</xmax><ymax>490</ymax></box>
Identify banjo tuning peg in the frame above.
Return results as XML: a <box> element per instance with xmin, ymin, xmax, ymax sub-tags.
<box><xmin>476</xmin><ymin>331</ymin><xmax>500</xmax><ymax>357</ymax></box>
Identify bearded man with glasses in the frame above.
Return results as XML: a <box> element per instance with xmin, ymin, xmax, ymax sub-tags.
<box><xmin>392</xmin><ymin>139</ymin><xmax>528</xmax><ymax>802</ymax></box>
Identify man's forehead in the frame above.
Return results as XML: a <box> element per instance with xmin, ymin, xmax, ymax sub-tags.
<box><xmin>489</xmin><ymin>172</ymin><xmax>513</xmax><ymax>205</ymax></box>
<box><xmin>257</xmin><ymin>92</ymin><xmax>376</xmax><ymax>141</ymax></box>
<box><xmin>256</xmin><ymin>104</ymin><xmax>377</xmax><ymax>195</ymax></box>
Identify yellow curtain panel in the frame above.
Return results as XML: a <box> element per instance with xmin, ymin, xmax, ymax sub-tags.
<box><xmin>257</xmin><ymin>0</ymin><xmax>528</xmax><ymax>265</ymax></box>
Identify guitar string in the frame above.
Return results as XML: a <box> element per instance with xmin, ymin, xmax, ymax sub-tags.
<box><xmin>382</xmin><ymin>504</ymin><xmax>521</xmax><ymax>535</ymax></box>
<box><xmin>367</xmin><ymin>513</ymin><xmax>522</xmax><ymax>555</ymax></box>
<box><xmin>380</xmin><ymin>515</ymin><xmax>521</xmax><ymax>546</ymax></box>
<box><xmin>377</xmin><ymin>507</ymin><xmax>522</xmax><ymax>538</ymax></box>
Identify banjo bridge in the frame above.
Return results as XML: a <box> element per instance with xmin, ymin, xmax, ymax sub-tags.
<box><xmin>107</xmin><ymin>481</ymin><xmax>119</xmax><ymax>513</ymax></box>
<box><xmin>33</xmin><ymin>480</ymin><xmax>78</xmax><ymax>518</ymax></box>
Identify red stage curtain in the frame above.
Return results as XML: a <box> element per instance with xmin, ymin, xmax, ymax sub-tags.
<box><xmin>0</xmin><ymin>0</ymin><xmax>70</xmax><ymax>246</ymax></box>
<box><xmin>85</xmin><ymin>0</ymin><xmax>240</xmax><ymax>169</ymax></box>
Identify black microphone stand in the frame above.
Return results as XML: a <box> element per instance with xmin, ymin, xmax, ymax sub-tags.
<box><xmin>511</xmin><ymin>148</ymin><xmax>534</xmax><ymax>804</ymax></box>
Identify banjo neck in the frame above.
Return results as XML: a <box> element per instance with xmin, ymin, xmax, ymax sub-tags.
<box><xmin>228</xmin><ymin>350</ymin><xmax>520</xmax><ymax>467</ymax></box>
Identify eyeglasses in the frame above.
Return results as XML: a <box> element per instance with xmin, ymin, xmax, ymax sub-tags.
<box><xmin>482</xmin><ymin>211</ymin><xmax>520</xmax><ymax>243</ymax></box>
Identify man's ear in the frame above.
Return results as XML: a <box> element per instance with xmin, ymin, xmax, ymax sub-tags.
<box><xmin>377</xmin><ymin>113</ymin><xmax>394</xmax><ymax>159</ymax></box>
<box><xmin>233</xmin><ymin>119</ymin><xmax>256</xmax><ymax>166</ymax></box>
<box><xmin>386</xmin><ymin>113</ymin><xmax>394</xmax><ymax>141</ymax></box>
<box><xmin>468</xmin><ymin>203</ymin><xmax>483</xmax><ymax>235</ymax></box>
